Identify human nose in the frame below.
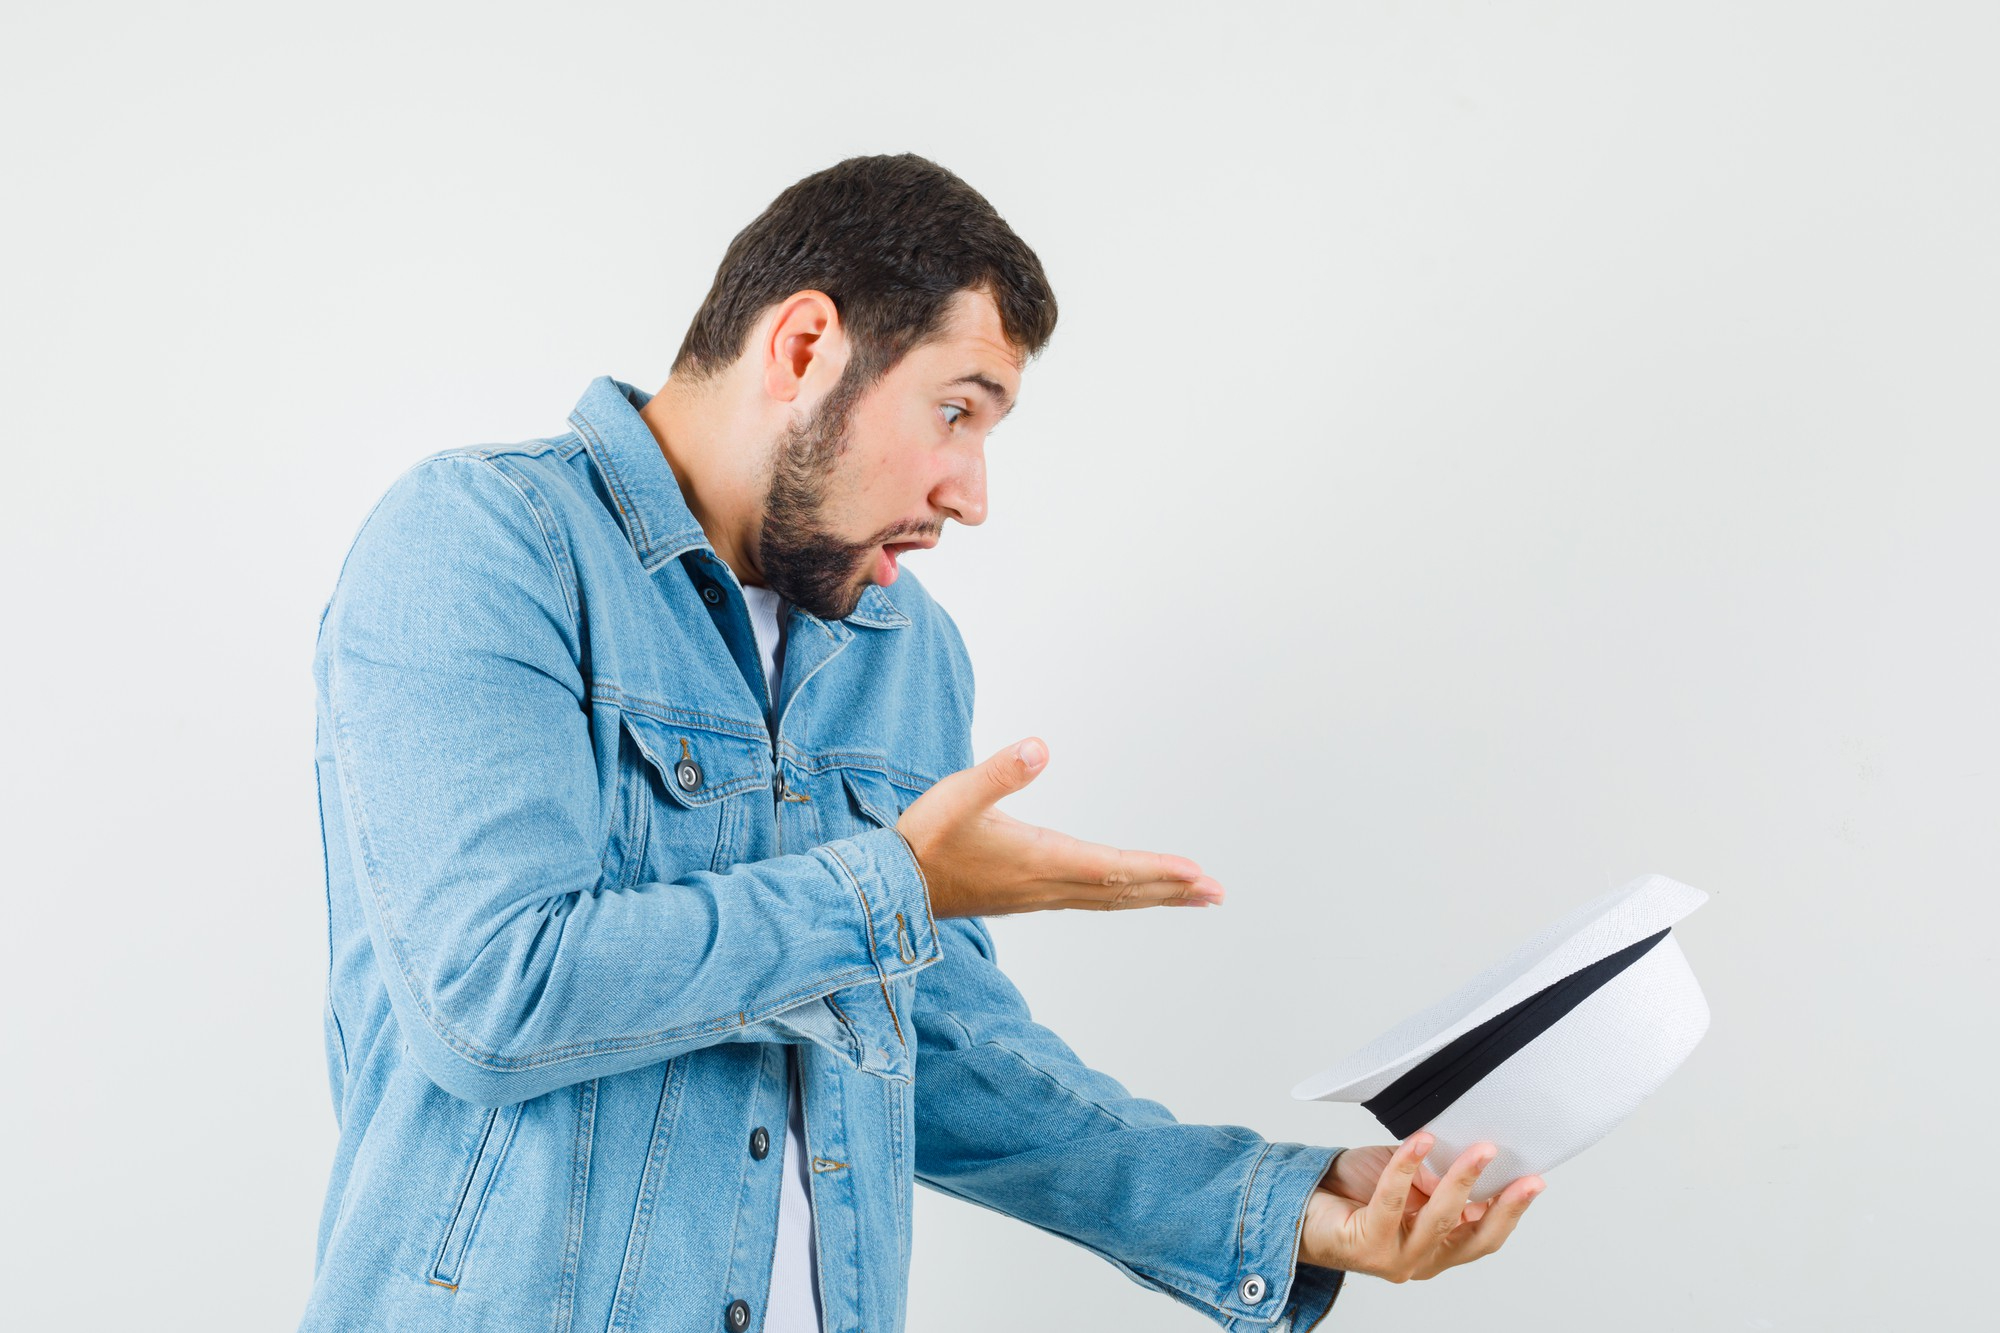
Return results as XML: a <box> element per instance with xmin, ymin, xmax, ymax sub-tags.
<box><xmin>933</xmin><ymin>440</ymin><xmax>988</xmax><ymax>527</ymax></box>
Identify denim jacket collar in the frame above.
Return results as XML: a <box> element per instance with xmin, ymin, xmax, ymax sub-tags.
<box><xmin>568</xmin><ymin>375</ymin><xmax>908</xmax><ymax>632</ymax></box>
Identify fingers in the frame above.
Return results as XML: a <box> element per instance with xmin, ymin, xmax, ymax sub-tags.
<box><xmin>1410</xmin><ymin>1141</ymin><xmax>1497</xmax><ymax>1248</ymax></box>
<box><xmin>1406</xmin><ymin>1146</ymin><xmax>1549</xmax><ymax>1276</ymax></box>
<box><xmin>968</xmin><ymin>737</ymin><xmax>1047</xmax><ymax>807</ymax></box>
<box><xmin>937</xmin><ymin>739</ymin><xmax>1228</xmax><ymax>914</ymax></box>
<box><xmin>1451</xmin><ymin>1175</ymin><xmax>1543</xmax><ymax>1259</ymax></box>
<box><xmin>1038</xmin><ymin>835</ymin><xmax>1218</xmax><ymax>906</ymax></box>
<box><xmin>1369</xmin><ymin>1133</ymin><xmax>1432</xmax><ymax>1227</ymax></box>
<box><xmin>1352</xmin><ymin>1136</ymin><xmax>1543</xmax><ymax>1282</ymax></box>
<box><xmin>1043</xmin><ymin>872</ymin><xmax>1224</xmax><ymax>911</ymax></box>
<box><xmin>1044</xmin><ymin>875</ymin><xmax>1225</xmax><ymax>911</ymax></box>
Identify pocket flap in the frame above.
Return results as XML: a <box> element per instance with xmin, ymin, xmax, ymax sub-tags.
<box><xmin>839</xmin><ymin>765</ymin><xmax>912</xmax><ymax>830</ymax></box>
<box><xmin>620</xmin><ymin>707</ymin><xmax>771</xmax><ymax>808</ymax></box>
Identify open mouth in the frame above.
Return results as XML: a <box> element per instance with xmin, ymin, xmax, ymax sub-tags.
<box><xmin>876</xmin><ymin>541</ymin><xmax>931</xmax><ymax>585</ymax></box>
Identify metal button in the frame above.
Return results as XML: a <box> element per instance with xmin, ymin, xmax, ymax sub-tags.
<box><xmin>1238</xmin><ymin>1274</ymin><xmax>1266</xmax><ymax>1304</ymax></box>
<box><xmin>750</xmin><ymin>1126</ymin><xmax>770</xmax><ymax>1160</ymax></box>
<box><xmin>675</xmin><ymin>758</ymin><xmax>703</xmax><ymax>791</ymax></box>
<box><xmin>724</xmin><ymin>1298</ymin><xmax>751</xmax><ymax>1331</ymax></box>
<box><xmin>700</xmin><ymin>582</ymin><xmax>723</xmax><ymax>606</ymax></box>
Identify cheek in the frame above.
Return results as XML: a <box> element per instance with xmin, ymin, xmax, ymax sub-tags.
<box><xmin>852</xmin><ymin>441</ymin><xmax>932</xmax><ymax>508</ymax></box>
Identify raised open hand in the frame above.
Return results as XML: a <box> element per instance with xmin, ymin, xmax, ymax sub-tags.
<box><xmin>895</xmin><ymin>738</ymin><xmax>1227</xmax><ymax>917</ymax></box>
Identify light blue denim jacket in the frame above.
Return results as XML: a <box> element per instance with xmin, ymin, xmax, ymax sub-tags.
<box><xmin>303</xmin><ymin>375</ymin><xmax>1347</xmax><ymax>1331</ymax></box>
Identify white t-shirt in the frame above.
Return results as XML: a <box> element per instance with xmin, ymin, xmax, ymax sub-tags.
<box><xmin>740</xmin><ymin>582</ymin><xmax>823</xmax><ymax>1333</ymax></box>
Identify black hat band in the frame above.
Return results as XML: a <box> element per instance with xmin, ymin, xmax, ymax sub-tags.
<box><xmin>1363</xmin><ymin>927</ymin><xmax>1672</xmax><ymax>1140</ymax></box>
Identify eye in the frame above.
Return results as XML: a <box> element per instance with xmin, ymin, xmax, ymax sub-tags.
<box><xmin>940</xmin><ymin>403</ymin><xmax>971</xmax><ymax>429</ymax></box>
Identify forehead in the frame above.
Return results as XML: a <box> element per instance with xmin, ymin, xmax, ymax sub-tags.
<box><xmin>896</xmin><ymin>288</ymin><xmax>1023</xmax><ymax>393</ymax></box>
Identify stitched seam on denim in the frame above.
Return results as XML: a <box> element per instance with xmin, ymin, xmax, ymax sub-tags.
<box><xmin>983</xmin><ymin>1034</ymin><xmax>1155</xmax><ymax>1132</ymax></box>
<box><xmin>626</xmin><ymin>753</ymin><xmax>651</xmax><ymax>887</ymax></box>
<box><xmin>1234</xmin><ymin>1141</ymin><xmax>1276</xmax><ymax>1289</ymax></box>
<box><xmin>486</xmin><ymin>455</ymin><xmax>582</xmax><ymax>630</ymax></box>
<box><xmin>607</xmin><ymin>1059</ymin><xmax>688</xmax><ymax>1331</ymax></box>
<box><xmin>1298</xmin><ymin>1269</ymin><xmax>1346</xmax><ymax>1331</ymax></box>
<box><xmin>723</xmin><ymin>1048</ymin><xmax>779</xmax><ymax>1319</ymax></box>
<box><xmin>569</xmin><ymin>407</ymin><xmax>652</xmax><ymax>559</ymax></box>
<box><xmin>823</xmin><ymin>990</ymin><xmax>866</xmax><ymax>1066</ymax></box>
<box><xmin>707</xmin><ymin>782</ymin><xmax>739</xmax><ymax>872</ymax></box>
<box><xmin>431</xmin><ymin>1109</ymin><xmax>496</xmax><ymax>1282</ymax></box>
<box><xmin>823</xmin><ymin>841</ymin><xmax>907</xmax><ymax>1050</ymax></box>
<box><xmin>842</xmin><ymin>776</ymin><xmax>899</xmax><ymax>833</ymax></box>
<box><xmin>760</xmin><ymin>1050</ymin><xmax>795</xmax><ymax>1300</ymax></box>
<box><xmin>434</xmin><ymin>1105</ymin><xmax>519</xmax><ymax>1286</ymax></box>
<box><xmin>590</xmin><ymin>686</ymin><xmax>769</xmax><ymax>742</ymax></box>
<box><xmin>793</xmin><ymin>1060</ymin><xmax>851</xmax><ymax>1323</ymax></box>
<box><xmin>768</xmin><ymin>622</ymin><xmax>854</xmax><ymax>748</ymax></box>
<box><xmin>312</xmin><ymin>735</ymin><xmax>350</xmax><ymax>1079</ymax></box>
<box><xmin>458</xmin><ymin>455</ymin><xmax>578</xmax><ymax>630</ymax></box>
<box><xmin>888</xmin><ymin>1079</ymin><xmax>908</xmax><ymax>1254</ymax></box>
<box><xmin>914</xmin><ymin>1175</ymin><xmax>1225</xmax><ymax>1314</ymax></box>
<box><xmin>1272</xmin><ymin>1158</ymin><xmax>1336</xmax><ymax>1331</ymax></box>
<box><xmin>843</xmin><ymin>595</ymin><xmax>911</xmax><ymax>629</ymax></box>
<box><xmin>549</xmin><ymin>1077</ymin><xmax>596</xmax><ymax>1333</ymax></box>
<box><xmin>465</xmin><ymin>435</ymin><xmax>566</xmax><ymax>461</ymax></box>
<box><xmin>446</xmin><ymin>1103</ymin><xmax>521</xmax><ymax>1288</ymax></box>
<box><xmin>803</xmin><ymin>753</ymin><xmax>942</xmax><ymax>791</ymax></box>
<box><xmin>840</xmin><ymin>774</ymin><xmax>941</xmax><ymax>964</ymax></box>
<box><xmin>890</xmin><ymin>830</ymin><xmax>938</xmax><ymax>957</ymax></box>
<box><xmin>615</xmin><ymin>713</ymin><xmax>766</xmax><ymax>811</ymax></box>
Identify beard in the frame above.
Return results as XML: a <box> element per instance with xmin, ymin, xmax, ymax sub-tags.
<box><xmin>756</xmin><ymin>376</ymin><xmax>890</xmax><ymax>622</ymax></box>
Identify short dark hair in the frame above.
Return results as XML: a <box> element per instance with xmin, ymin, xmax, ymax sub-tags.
<box><xmin>670</xmin><ymin>153</ymin><xmax>1058</xmax><ymax>394</ymax></box>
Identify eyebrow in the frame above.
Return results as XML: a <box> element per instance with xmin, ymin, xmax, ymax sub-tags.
<box><xmin>945</xmin><ymin>373</ymin><xmax>1017</xmax><ymax>420</ymax></box>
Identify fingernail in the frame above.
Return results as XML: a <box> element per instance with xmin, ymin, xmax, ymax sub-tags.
<box><xmin>1016</xmin><ymin>739</ymin><xmax>1044</xmax><ymax>767</ymax></box>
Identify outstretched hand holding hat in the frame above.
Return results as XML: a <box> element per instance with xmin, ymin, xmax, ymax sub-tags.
<box><xmin>1294</xmin><ymin>1131</ymin><xmax>1545</xmax><ymax>1282</ymax></box>
<box><xmin>1286</xmin><ymin>873</ymin><xmax>1712</xmax><ymax>1281</ymax></box>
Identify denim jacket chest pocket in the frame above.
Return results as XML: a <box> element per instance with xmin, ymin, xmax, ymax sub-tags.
<box><xmin>613</xmin><ymin>706</ymin><xmax>771</xmax><ymax>883</ymax></box>
<box><xmin>835</xmin><ymin>764</ymin><xmax>929</xmax><ymax>965</ymax></box>
<box><xmin>836</xmin><ymin>765</ymin><xmax>907</xmax><ymax>835</ymax></box>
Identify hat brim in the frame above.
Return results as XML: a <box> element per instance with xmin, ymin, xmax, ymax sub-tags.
<box><xmin>1290</xmin><ymin>873</ymin><xmax>1709</xmax><ymax>1104</ymax></box>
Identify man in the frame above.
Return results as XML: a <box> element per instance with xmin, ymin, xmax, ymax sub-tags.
<box><xmin>303</xmin><ymin>153</ymin><xmax>1542</xmax><ymax>1333</ymax></box>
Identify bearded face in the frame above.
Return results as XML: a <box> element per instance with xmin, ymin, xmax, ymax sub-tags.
<box><xmin>755</xmin><ymin>373</ymin><xmax>880</xmax><ymax>621</ymax></box>
<box><xmin>749</xmin><ymin>291</ymin><xmax>1016</xmax><ymax>619</ymax></box>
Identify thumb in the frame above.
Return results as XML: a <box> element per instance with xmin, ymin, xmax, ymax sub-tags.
<box><xmin>968</xmin><ymin>737</ymin><xmax>1047</xmax><ymax>807</ymax></box>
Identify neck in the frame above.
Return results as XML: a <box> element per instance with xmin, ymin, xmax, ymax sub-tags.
<box><xmin>637</xmin><ymin>371</ymin><xmax>770</xmax><ymax>587</ymax></box>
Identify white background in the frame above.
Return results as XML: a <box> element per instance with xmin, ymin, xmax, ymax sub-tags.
<box><xmin>3</xmin><ymin>2</ymin><xmax>1994</xmax><ymax>1328</ymax></box>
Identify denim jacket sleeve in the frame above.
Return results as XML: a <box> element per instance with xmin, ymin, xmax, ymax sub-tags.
<box><xmin>909</xmin><ymin>919</ymin><xmax>1347</xmax><ymax>1329</ymax></box>
<box><xmin>315</xmin><ymin>456</ymin><xmax>940</xmax><ymax>1107</ymax></box>
<box><xmin>908</xmin><ymin>620</ymin><xmax>1347</xmax><ymax>1329</ymax></box>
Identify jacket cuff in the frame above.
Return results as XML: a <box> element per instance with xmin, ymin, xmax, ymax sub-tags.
<box><xmin>811</xmin><ymin>826</ymin><xmax>944</xmax><ymax>1081</ymax></box>
<box><xmin>1224</xmin><ymin>1142</ymin><xmax>1347</xmax><ymax>1329</ymax></box>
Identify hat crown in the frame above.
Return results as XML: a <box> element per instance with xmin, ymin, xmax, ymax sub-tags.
<box><xmin>1291</xmin><ymin>873</ymin><xmax>1709</xmax><ymax>1104</ymax></box>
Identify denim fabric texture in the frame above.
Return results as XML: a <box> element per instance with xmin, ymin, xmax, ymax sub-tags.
<box><xmin>302</xmin><ymin>375</ymin><xmax>1348</xmax><ymax>1331</ymax></box>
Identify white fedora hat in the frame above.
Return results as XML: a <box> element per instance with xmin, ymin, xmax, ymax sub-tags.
<box><xmin>1291</xmin><ymin>873</ymin><xmax>1712</xmax><ymax>1203</ymax></box>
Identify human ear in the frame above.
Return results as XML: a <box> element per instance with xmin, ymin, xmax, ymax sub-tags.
<box><xmin>758</xmin><ymin>289</ymin><xmax>848</xmax><ymax>406</ymax></box>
